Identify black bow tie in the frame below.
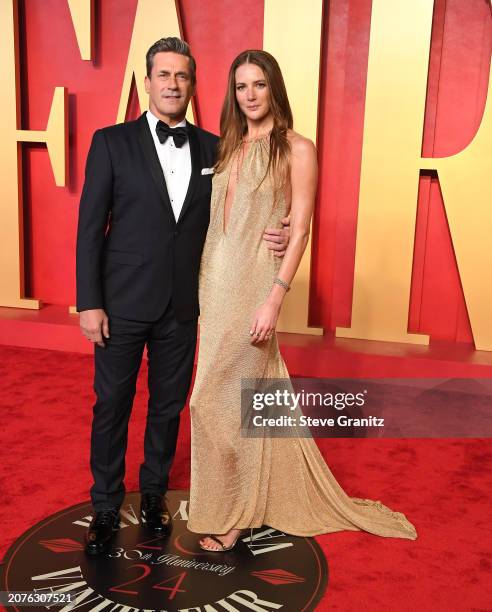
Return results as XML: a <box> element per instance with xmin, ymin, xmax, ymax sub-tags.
<box><xmin>155</xmin><ymin>121</ymin><xmax>188</xmax><ymax>148</ymax></box>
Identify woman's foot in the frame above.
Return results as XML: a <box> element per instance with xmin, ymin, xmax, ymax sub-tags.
<box><xmin>199</xmin><ymin>528</ymin><xmax>242</xmax><ymax>552</ymax></box>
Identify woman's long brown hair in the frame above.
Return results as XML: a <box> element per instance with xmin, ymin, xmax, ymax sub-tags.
<box><xmin>215</xmin><ymin>50</ymin><xmax>293</xmax><ymax>191</ymax></box>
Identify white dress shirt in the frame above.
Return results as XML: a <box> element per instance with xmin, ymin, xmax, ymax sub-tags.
<box><xmin>146</xmin><ymin>110</ymin><xmax>192</xmax><ymax>222</ymax></box>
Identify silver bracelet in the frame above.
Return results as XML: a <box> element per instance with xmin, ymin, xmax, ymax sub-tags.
<box><xmin>274</xmin><ymin>277</ymin><xmax>290</xmax><ymax>292</ymax></box>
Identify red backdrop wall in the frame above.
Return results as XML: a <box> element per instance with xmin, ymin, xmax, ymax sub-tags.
<box><xmin>19</xmin><ymin>0</ymin><xmax>492</xmax><ymax>345</ymax></box>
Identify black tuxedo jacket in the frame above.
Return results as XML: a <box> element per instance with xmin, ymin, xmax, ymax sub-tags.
<box><xmin>76</xmin><ymin>113</ymin><xmax>219</xmax><ymax>322</ymax></box>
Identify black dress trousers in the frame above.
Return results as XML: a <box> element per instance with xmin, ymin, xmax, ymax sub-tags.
<box><xmin>89</xmin><ymin>301</ymin><xmax>197</xmax><ymax>511</ymax></box>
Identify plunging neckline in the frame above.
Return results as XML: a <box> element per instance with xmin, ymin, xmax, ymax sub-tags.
<box><xmin>222</xmin><ymin>136</ymin><xmax>269</xmax><ymax>235</ymax></box>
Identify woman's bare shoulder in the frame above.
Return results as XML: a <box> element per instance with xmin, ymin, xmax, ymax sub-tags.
<box><xmin>286</xmin><ymin>130</ymin><xmax>317</xmax><ymax>167</ymax></box>
<box><xmin>286</xmin><ymin>129</ymin><xmax>317</xmax><ymax>157</ymax></box>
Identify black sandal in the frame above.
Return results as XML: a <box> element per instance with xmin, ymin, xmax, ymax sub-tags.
<box><xmin>199</xmin><ymin>530</ymin><xmax>244</xmax><ymax>552</ymax></box>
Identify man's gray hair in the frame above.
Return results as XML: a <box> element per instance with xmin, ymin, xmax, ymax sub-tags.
<box><xmin>146</xmin><ymin>37</ymin><xmax>196</xmax><ymax>84</ymax></box>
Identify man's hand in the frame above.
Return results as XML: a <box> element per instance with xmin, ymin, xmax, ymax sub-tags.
<box><xmin>263</xmin><ymin>215</ymin><xmax>291</xmax><ymax>257</ymax></box>
<box><xmin>79</xmin><ymin>309</ymin><xmax>109</xmax><ymax>348</ymax></box>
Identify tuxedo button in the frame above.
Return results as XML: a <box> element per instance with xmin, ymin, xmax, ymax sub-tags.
<box><xmin>174</xmin><ymin>230</ymin><xmax>179</xmax><ymax>237</ymax></box>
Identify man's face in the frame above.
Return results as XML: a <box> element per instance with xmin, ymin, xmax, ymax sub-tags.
<box><xmin>145</xmin><ymin>52</ymin><xmax>195</xmax><ymax>124</ymax></box>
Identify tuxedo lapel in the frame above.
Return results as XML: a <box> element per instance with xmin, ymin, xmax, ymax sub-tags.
<box><xmin>177</xmin><ymin>122</ymin><xmax>201</xmax><ymax>224</ymax></box>
<box><xmin>136</xmin><ymin>113</ymin><xmax>176</xmax><ymax>224</ymax></box>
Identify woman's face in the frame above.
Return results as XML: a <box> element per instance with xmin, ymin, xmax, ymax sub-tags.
<box><xmin>235</xmin><ymin>63</ymin><xmax>271</xmax><ymax>122</ymax></box>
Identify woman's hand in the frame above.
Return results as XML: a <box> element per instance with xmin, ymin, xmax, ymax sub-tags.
<box><xmin>250</xmin><ymin>300</ymin><xmax>280</xmax><ymax>343</ymax></box>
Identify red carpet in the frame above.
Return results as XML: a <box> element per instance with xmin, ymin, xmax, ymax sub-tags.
<box><xmin>0</xmin><ymin>345</ymin><xmax>490</xmax><ymax>611</ymax></box>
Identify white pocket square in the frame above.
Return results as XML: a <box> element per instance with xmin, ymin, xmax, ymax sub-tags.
<box><xmin>201</xmin><ymin>167</ymin><xmax>214</xmax><ymax>175</ymax></box>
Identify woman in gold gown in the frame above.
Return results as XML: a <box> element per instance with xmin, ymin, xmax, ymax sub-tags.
<box><xmin>187</xmin><ymin>50</ymin><xmax>417</xmax><ymax>551</ymax></box>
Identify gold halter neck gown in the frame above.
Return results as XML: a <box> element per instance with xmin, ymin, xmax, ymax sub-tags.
<box><xmin>187</xmin><ymin>138</ymin><xmax>417</xmax><ymax>540</ymax></box>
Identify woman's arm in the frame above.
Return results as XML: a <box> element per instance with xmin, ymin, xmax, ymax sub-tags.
<box><xmin>250</xmin><ymin>135</ymin><xmax>318</xmax><ymax>343</ymax></box>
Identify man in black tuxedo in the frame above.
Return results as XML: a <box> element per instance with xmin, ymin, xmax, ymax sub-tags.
<box><xmin>76</xmin><ymin>37</ymin><xmax>288</xmax><ymax>555</ymax></box>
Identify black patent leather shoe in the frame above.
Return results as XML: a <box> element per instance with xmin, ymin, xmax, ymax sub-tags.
<box><xmin>140</xmin><ymin>493</ymin><xmax>172</xmax><ymax>535</ymax></box>
<box><xmin>85</xmin><ymin>508</ymin><xmax>120</xmax><ymax>556</ymax></box>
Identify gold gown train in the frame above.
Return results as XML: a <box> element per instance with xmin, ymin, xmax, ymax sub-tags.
<box><xmin>187</xmin><ymin>138</ymin><xmax>417</xmax><ymax>540</ymax></box>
